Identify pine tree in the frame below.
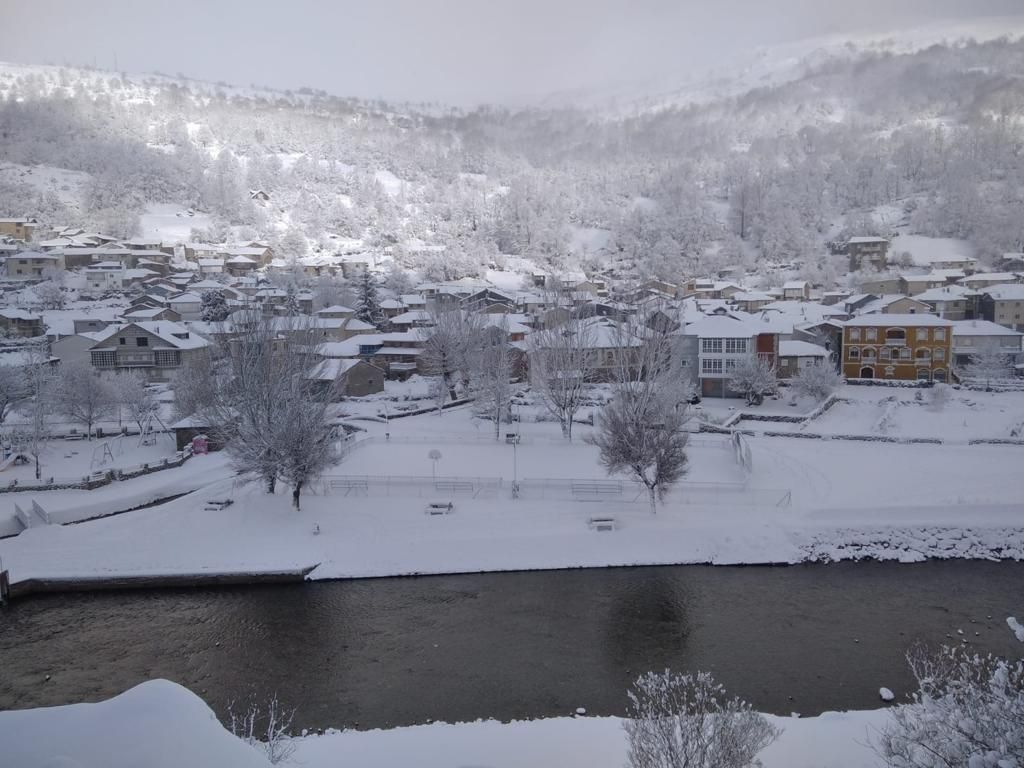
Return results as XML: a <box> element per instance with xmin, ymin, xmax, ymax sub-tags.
<box><xmin>355</xmin><ymin>268</ymin><xmax>383</xmax><ymax>326</ymax></box>
<box><xmin>200</xmin><ymin>289</ymin><xmax>229</xmax><ymax>322</ymax></box>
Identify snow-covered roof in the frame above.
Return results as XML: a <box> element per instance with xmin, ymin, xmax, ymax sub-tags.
<box><xmin>731</xmin><ymin>291</ymin><xmax>775</xmax><ymax>302</ymax></box>
<box><xmin>93</xmin><ymin>321</ymin><xmax>210</xmax><ymax>350</ymax></box>
<box><xmin>848</xmin><ymin>236</ymin><xmax>888</xmax><ymax>244</ymax></box>
<box><xmin>959</xmin><ymin>272</ymin><xmax>1020</xmax><ymax>284</ymax></box>
<box><xmin>390</xmin><ymin>310</ymin><xmax>432</xmax><ymax>324</ymax></box>
<box><xmin>782</xmin><ymin>280</ymin><xmax>809</xmax><ymax>290</ymax></box>
<box><xmin>379</xmin><ymin>299</ymin><xmax>404</xmax><ymax>309</ymax></box>
<box><xmin>0</xmin><ymin>308</ymin><xmax>41</xmax><ymax>321</ymax></box>
<box><xmin>912</xmin><ymin>285</ymin><xmax>977</xmax><ymax>302</ymax></box>
<box><xmin>684</xmin><ymin>314</ymin><xmax>759</xmax><ymax>338</ymax></box>
<box><xmin>843</xmin><ymin>314</ymin><xmax>951</xmax><ymax>327</ymax></box>
<box><xmin>166</xmin><ymin>292</ymin><xmax>202</xmax><ymax>304</ymax></box>
<box><xmin>982</xmin><ymin>283</ymin><xmax>1024</xmax><ymax>300</ymax></box>
<box><xmin>316</xmin><ymin>305</ymin><xmax>355</xmax><ymax>315</ymax></box>
<box><xmin>307</xmin><ymin>358</ymin><xmax>366</xmax><ymax>380</ymax></box>
<box><xmin>779</xmin><ymin>340</ymin><xmax>829</xmax><ymax>358</ymax></box>
<box><xmin>951</xmin><ymin>320</ymin><xmax>1024</xmax><ymax>337</ymax></box>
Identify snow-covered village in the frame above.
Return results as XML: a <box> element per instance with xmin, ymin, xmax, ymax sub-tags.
<box><xmin>1</xmin><ymin>3</ymin><xmax>1024</xmax><ymax>767</ymax></box>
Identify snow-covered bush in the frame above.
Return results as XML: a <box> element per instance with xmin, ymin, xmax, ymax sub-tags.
<box><xmin>791</xmin><ymin>363</ymin><xmax>843</xmax><ymax>402</ymax></box>
<box><xmin>228</xmin><ymin>694</ymin><xmax>296</xmax><ymax>765</ymax></box>
<box><xmin>624</xmin><ymin>669</ymin><xmax>780</xmax><ymax>768</ymax></box>
<box><xmin>878</xmin><ymin>644</ymin><xmax>1024</xmax><ymax>768</ymax></box>
<box><xmin>927</xmin><ymin>383</ymin><xmax>951</xmax><ymax>412</ymax></box>
<box><xmin>729</xmin><ymin>355</ymin><xmax>778</xmax><ymax>405</ymax></box>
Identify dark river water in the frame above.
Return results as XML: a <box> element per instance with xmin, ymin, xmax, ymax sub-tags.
<box><xmin>1</xmin><ymin>561</ymin><xmax>1022</xmax><ymax>731</ymax></box>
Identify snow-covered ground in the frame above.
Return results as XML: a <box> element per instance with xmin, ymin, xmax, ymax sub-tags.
<box><xmin>137</xmin><ymin>202</ymin><xmax>213</xmax><ymax>244</ymax></box>
<box><xmin>1</xmin><ymin>403</ymin><xmax>1022</xmax><ymax>584</ymax></box>
<box><xmin>0</xmin><ymin>678</ymin><xmax>889</xmax><ymax>768</ymax></box>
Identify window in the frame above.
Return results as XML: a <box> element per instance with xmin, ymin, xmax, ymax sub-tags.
<box><xmin>701</xmin><ymin>358</ymin><xmax>723</xmax><ymax>374</ymax></box>
<box><xmin>136</xmin><ymin>337</ymin><xmax>148</xmax><ymax>347</ymax></box>
<box><xmin>915</xmin><ymin>328</ymin><xmax>929</xmax><ymax>342</ymax></box>
<box><xmin>724</xmin><ymin>359</ymin><xmax>738</xmax><ymax>371</ymax></box>
<box><xmin>899</xmin><ymin>347</ymin><xmax>912</xmax><ymax>361</ymax></box>
<box><xmin>702</xmin><ymin>338</ymin><xmax>723</xmax><ymax>354</ymax></box>
<box><xmin>154</xmin><ymin>350</ymin><xmax>180</xmax><ymax>367</ymax></box>
<box><xmin>933</xmin><ymin>328</ymin><xmax>946</xmax><ymax>341</ymax></box>
<box><xmin>880</xmin><ymin>347</ymin><xmax>891</xmax><ymax>361</ymax></box>
<box><xmin>915</xmin><ymin>348</ymin><xmax>931</xmax><ymax>362</ymax></box>
<box><xmin>848</xmin><ymin>347</ymin><xmax>860</xmax><ymax>360</ymax></box>
<box><xmin>724</xmin><ymin>338</ymin><xmax>747</xmax><ymax>354</ymax></box>
<box><xmin>849</xmin><ymin>328</ymin><xmax>861</xmax><ymax>341</ymax></box>
<box><xmin>92</xmin><ymin>350</ymin><xmax>116</xmax><ymax>367</ymax></box>
<box><xmin>119</xmin><ymin>337</ymin><xmax>126</xmax><ymax>345</ymax></box>
<box><xmin>886</xmin><ymin>328</ymin><xmax>906</xmax><ymax>343</ymax></box>
<box><xmin>865</xmin><ymin>328</ymin><xmax>877</xmax><ymax>341</ymax></box>
<box><xmin>862</xmin><ymin>347</ymin><xmax>877</xmax><ymax>361</ymax></box>
<box><xmin>934</xmin><ymin>348</ymin><xmax>945</xmax><ymax>362</ymax></box>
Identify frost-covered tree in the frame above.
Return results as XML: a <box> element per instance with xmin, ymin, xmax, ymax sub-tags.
<box><xmin>355</xmin><ymin>268</ymin><xmax>383</xmax><ymax>327</ymax></box>
<box><xmin>172</xmin><ymin>353</ymin><xmax>222</xmax><ymax>422</ymax></box>
<box><xmin>110</xmin><ymin>372</ymin><xmax>158</xmax><ymax>433</ymax></box>
<box><xmin>0</xmin><ymin>365</ymin><xmax>30</xmax><ymax>425</ymax></box>
<box><xmin>33</xmin><ymin>280</ymin><xmax>66</xmax><ymax>310</ymax></box>
<box><xmin>53</xmin><ymin>361</ymin><xmax>114</xmax><ymax>439</ymax></box>
<box><xmin>878</xmin><ymin>644</ymin><xmax>1024</xmax><ymax>768</ymax></box>
<box><xmin>200</xmin><ymin>289</ymin><xmax>230</xmax><ymax>322</ymax></box>
<box><xmin>964</xmin><ymin>343</ymin><xmax>1012</xmax><ymax>391</ymax></box>
<box><xmin>470</xmin><ymin>318</ymin><xmax>514</xmax><ymax>439</ymax></box>
<box><xmin>729</xmin><ymin>355</ymin><xmax>778</xmax><ymax>405</ymax></box>
<box><xmin>589</xmin><ymin>312</ymin><xmax>690</xmax><ymax>512</ymax></box>
<box><xmin>624</xmin><ymin>669</ymin><xmax>781</xmax><ymax>768</ymax></box>
<box><xmin>420</xmin><ymin>309</ymin><xmax>480</xmax><ymax>407</ymax></box>
<box><xmin>529</xmin><ymin>316</ymin><xmax>597</xmax><ymax>440</ymax></box>
<box><xmin>790</xmin><ymin>361</ymin><xmax>842</xmax><ymax>402</ymax></box>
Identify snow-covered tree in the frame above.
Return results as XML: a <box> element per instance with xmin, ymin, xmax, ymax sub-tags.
<box><xmin>53</xmin><ymin>361</ymin><xmax>114</xmax><ymax>439</ymax></box>
<box><xmin>878</xmin><ymin>644</ymin><xmax>1024</xmax><ymax>768</ymax></box>
<box><xmin>790</xmin><ymin>361</ymin><xmax>842</xmax><ymax>402</ymax></box>
<box><xmin>420</xmin><ymin>309</ymin><xmax>480</xmax><ymax>407</ymax></box>
<box><xmin>111</xmin><ymin>372</ymin><xmax>158</xmax><ymax>433</ymax></box>
<box><xmin>964</xmin><ymin>343</ymin><xmax>1012</xmax><ymax>391</ymax></box>
<box><xmin>590</xmin><ymin>313</ymin><xmax>690</xmax><ymax>512</ymax></box>
<box><xmin>729</xmin><ymin>355</ymin><xmax>778</xmax><ymax>405</ymax></box>
<box><xmin>624</xmin><ymin>669</ymin><xmax>781</xmax><ymax>768</ymax></box>
<box><xmin>529</xmin><ymin>316</ymin><xmax>597</xmax><ymax>440</ymax></box>
<box><xmin>355</xmin><ymin>268</ymin><xmax>383</xmax><ymax>327</ymax></box>
<box><xmin>200</xmin><ymin>289</ymin><xmax>230</xmax><ymax>322</ymax></box>
<box><xmin>470</xmin><ymin>317</ymin><xmax>514</xmax><ymax>440</ymax></box>
<box><xmin>33</xmin><ymin>280</ymin><xmax>66</xmax><ymax>310</ymax></box>
<box><xmin>0</xmin><ymin>365</ymin><xmax>30</xmax><ymax>425</ymax></box>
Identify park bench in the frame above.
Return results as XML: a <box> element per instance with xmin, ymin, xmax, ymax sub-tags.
<box><xmin>571</xmin><ymin>481</ymin><xmax>622</xmax><ymax>498</ymax></box>
<box><xmin>505</xmin><ymin>433</ymin><xmax>520</xmax><ymax>444</ymax></box>
<box><xmin>426</xmin><ymin>501</ymin><xmax>454</xmax><ymax>515</ymax></box>
<box><xmin>434</xmin><ymin>480</ymin><xmax>474</xmax><ymax>494</ymax></box>
<box><xmin>588</xmin><ymin>516</ymin><xmax>617</xmax><ymax>532</ymax></box>
<box><xmin>204</xmin><ymin>498</ymin><xmax>234</xmax><ymax>512</ymax></box>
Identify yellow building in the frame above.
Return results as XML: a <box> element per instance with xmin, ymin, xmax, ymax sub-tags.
<box><xmin>842</xmin><ymin>314</ymin><xmax>953</xmax><ymax>383</ymax></box>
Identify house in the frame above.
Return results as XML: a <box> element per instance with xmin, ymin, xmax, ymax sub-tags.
<box><xmin>120</xmin><ymin>307</ymin><xmax>183</xmax><ymax>323</ymax></box>
<box><xmin>52</xmin><ymin>332</ymin><xmax>105</xmax><ymax>367</ymax></box>
<box><xmin>197</xmin><ymin>258</ymin><xmax>225</xmax><ymax>276</ymax></box>
<box><xmin>913</xmin><ymin>285</ymin><xmax>979</xmax><ymax>321</ymax></box>
<box><xmin>306</xmin><ymin>358</ymin><xmax>385</xmax><ymax>399</ymax></box>
<box><xmin>316</xmin><ymin>305</ymin><xmax>356</xmax><ymax>320</ymax></box>
<box><xmin>388</xmin><ymin>310</ymin><xmax>433</xmax><ymax>331</ymax></box>
<box><xmin>979</xmin><ymin>284</ymin><xmax>1024</xmax><ymax>332</ymax></box>
<box><xmin>462</xmin><ymin>288</ymin><xmax>515</xmax><ymax>313</ymax></box>
<box><xmin>249</xmin><ymin>189</ymin><xmax>270</xmax><ymax>203</ymax></box>
<box><xmin>225</xmin><ymin>255</ymin><xmax>258</xmax><ymax>276</ymax></box>
<box><xmin>731</xmin><ymin>291</ymin><xmax>775</xmax><ymax>313</ymax></box>
<box><xmin>165</xmin><ymin>292</ymin><xmax>204</xmax><ymax>320</ymax></box>
<box><xmin>950</xmin><ymin>320</ymin><xmax>1024</xmax><ymax>368</ymax></box>
<box><xmin>858</xmin><ymin>276</ymin><xmax>902</xmax><ymax>296</ymax></box>
<box><xmin>821</xmin><ymin>291</ymin><xmax>851</xmax><ymax>307</ymax></box>
<box><xmin>898</xmin><ymin>274</ymin><xmax>944</xmax><ymax>296</ymax></box>
<box><xmin>959</xmin><ymin>272</ymin><xmax>1022</xmax><ymax>291</ymax></box>
<box><xmin>689</xmin><ymin>280</ymin><xmax>742</xmax><ymax>300</ymax></box>
<box><xmin>0</xmin><ymin>217</ymin><xmax>38</xmax><ymax>241</ymax></box>
<box><xmin>856</xmin><ymin>295</ymin><xmax>934</xmax><ymax>316</ymax></box>
<box><xmin>843</xmin><ymin>294</ymin><xmax>879</xmax><ymax>314</ymax></box>
<box><xmin>841</xmin><ymin>314</ymin><xmax>953</xmax><ymax>383</ymax></box>
<box><xmin>5</xmin><ymin>251</ymin><xmax>63</xmax><ymax>279</ymax></box>
<box><xmin>0</xmin><ymin>309</ymin><xmax>45</xmax><ymax>338</ymax></box>
<box><xmin>846</xmin><ymin>236</ymin><xmax>889</xmax><ymax>271</ymax></box>
<box><xmin>87</xmin><ymin>321</ymin><xmax>211</xmax><ymax>381</ymax></box>
<box><xmin>379</xmin><ymin>298</ymin><xmax>406</xmax><ymax>319</ymax></box>
<box><xmin>83</xmin><ymin>262</ymin><xmax>125</xmax><ymax>295</ymax></box>
<box><xmin>782</xmin><ymin>281</ymin><xmax>811</xmax><ymax>301</ymax></box>
<box><xmin>777</xmin><ymin>339</ymin><xmax>830</xmax><ymax>379</ymax></box>
<box><xmin>685</xmin><ymin>314</ymin><xmax>778</xmax><ymax>397</ymax></box>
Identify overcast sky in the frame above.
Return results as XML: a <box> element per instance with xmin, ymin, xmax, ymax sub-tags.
<box><xmin>2</xmin><ymin>0</ymin><xmax>1021</xmax><ymax>104</ymax></box>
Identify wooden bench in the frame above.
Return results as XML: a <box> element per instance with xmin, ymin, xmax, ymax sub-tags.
<box><xmin>588</xmin><ymin>517</ymin><xmax>617</xmax><ymax>532</ymax></box>
<box><xmin>571</xmin><ymin>481</ymin><xmax>622</xmax><ymax>498</ymax></box>
<box><xmin>426</xmin><ymin>501</ymin><xmax>454</xmax><ymax>515</ymax></box>
<box><xmin>204</xmin><ymin>499</ymin><xmax>234</xmax><ymax>512</ymax></box>
<box><xmin>505</xmin><ymin>433</ymin><xmax>520</xmax><ymax>444</ymax></box>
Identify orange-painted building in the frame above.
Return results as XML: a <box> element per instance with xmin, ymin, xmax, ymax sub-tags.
<box><xmin>842</xmin><ymin>314</ymin><xmax>953</xmax><ymax>383</ymax></box>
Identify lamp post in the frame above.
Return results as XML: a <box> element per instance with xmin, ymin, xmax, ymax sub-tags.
<box><xmin>511</xmin><ymin>404</ymin><xmax>520</xmax><ymax>499</ymax></box>
<box><xmin>428</xmin><ymin>449</ymin><xmax>441</xmax><ymax>482</ymax></box>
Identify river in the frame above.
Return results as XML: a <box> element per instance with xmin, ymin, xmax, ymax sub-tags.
<box><xmin>1</xmin><ymin>561</ymin><xmax>1022</xmax><ymax>731</ymax></box>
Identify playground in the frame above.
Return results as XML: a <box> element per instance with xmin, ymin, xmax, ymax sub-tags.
<box><xmin>0</xmin><ymin>430</ymin><xmax>181</xmax><ymax>488</ymax></box>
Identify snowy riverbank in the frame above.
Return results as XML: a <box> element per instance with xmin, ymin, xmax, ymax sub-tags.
<box><xmin>0</xmin><ymin>679</ymin><xmax>888</xmax><ymax>768</ymax></box>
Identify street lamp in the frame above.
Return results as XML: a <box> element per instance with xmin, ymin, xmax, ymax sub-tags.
<box><xmin>428</xmin><ymin>448</ymin><xmax>441</xmax><ymax>482</ymax></box>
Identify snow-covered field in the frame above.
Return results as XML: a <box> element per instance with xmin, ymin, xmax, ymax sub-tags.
<box><xmin>1</xmin><ymin>403</ymin><xmax>1022</xmax><ymax>584</ymax></box>
<box><xmin>137</xmin><ymin>202</ymin><xmax>213</xmax><ymax>244</ymax></box>
<box><xmin>0</xmin><ymin>678</ymin><xmax>889</xmax><ymax>768</ymax></box>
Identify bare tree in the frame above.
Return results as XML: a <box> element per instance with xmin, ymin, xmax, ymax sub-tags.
<box><xmin>964</xmin><ymin>343</ymin><xmax>1012</xmax><ymax>391</ymax></box>
<box><xmin>590</xmin><ymin>310</ymin><xmax>690</xmax><ymax>513</ymax></box>
<box><xmin>110</xmin><ymin>372</ymin><xmax>158</xmax><ymax>432</ymax></box>
<box><xmin>228</xmin><ymin>694</ymin><xmax>296</xmax><ymax>765</ymax></box>
<box><xmin>529</xmin><ymin>316</ymin><xmax>596</xmax><ymax>441</ymax></box>
<box><xmin>275</xmin><ymin>375</ymin><xmax>341</xmax><ymax>510</ymax></box>
<box><xmin>171</xmin><ymin>353</ymin><xmax>222</xmax><ymax>422</ymax></box>
<box><xmin>878</xmin><ymin>644</ymin><xmax>1024</xmax><ymax>768</ymax></box>
<box><xmin>53</xmin><ymin>361</ymin><xmax>114</xmax><ymax>439</ymax></box>
<box><xmin>729</xmin><ymin>354</ymin><xmax>778</xmax><ymax>405</ymax></box>
<box><xmin>15</xmin><ymin>340</ymin><xmax>55</xmax><ymax>480</ymax></box>
<box><xmin>624</xmin><ymin>669</ymin><xmax>781</xmax><ymax>768</ymax></box>
<box><xmin>420</xmin><ymin>308</ymin><xmax>479</xmax><ymax>408</ymax></box>
<box><xmin>470</xmin><ymin>317</ymin><xmax>514</xmax><ymax>440</ymax></box>
<box><xmin>0</xmin><ymin>365</ymin><xmax>30</xmax><ymax>425</ymax></box>
<box><xmin>790</xmin><ymin>362</ymin><xmax>843</xmax><ymax>402</ymax></box>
